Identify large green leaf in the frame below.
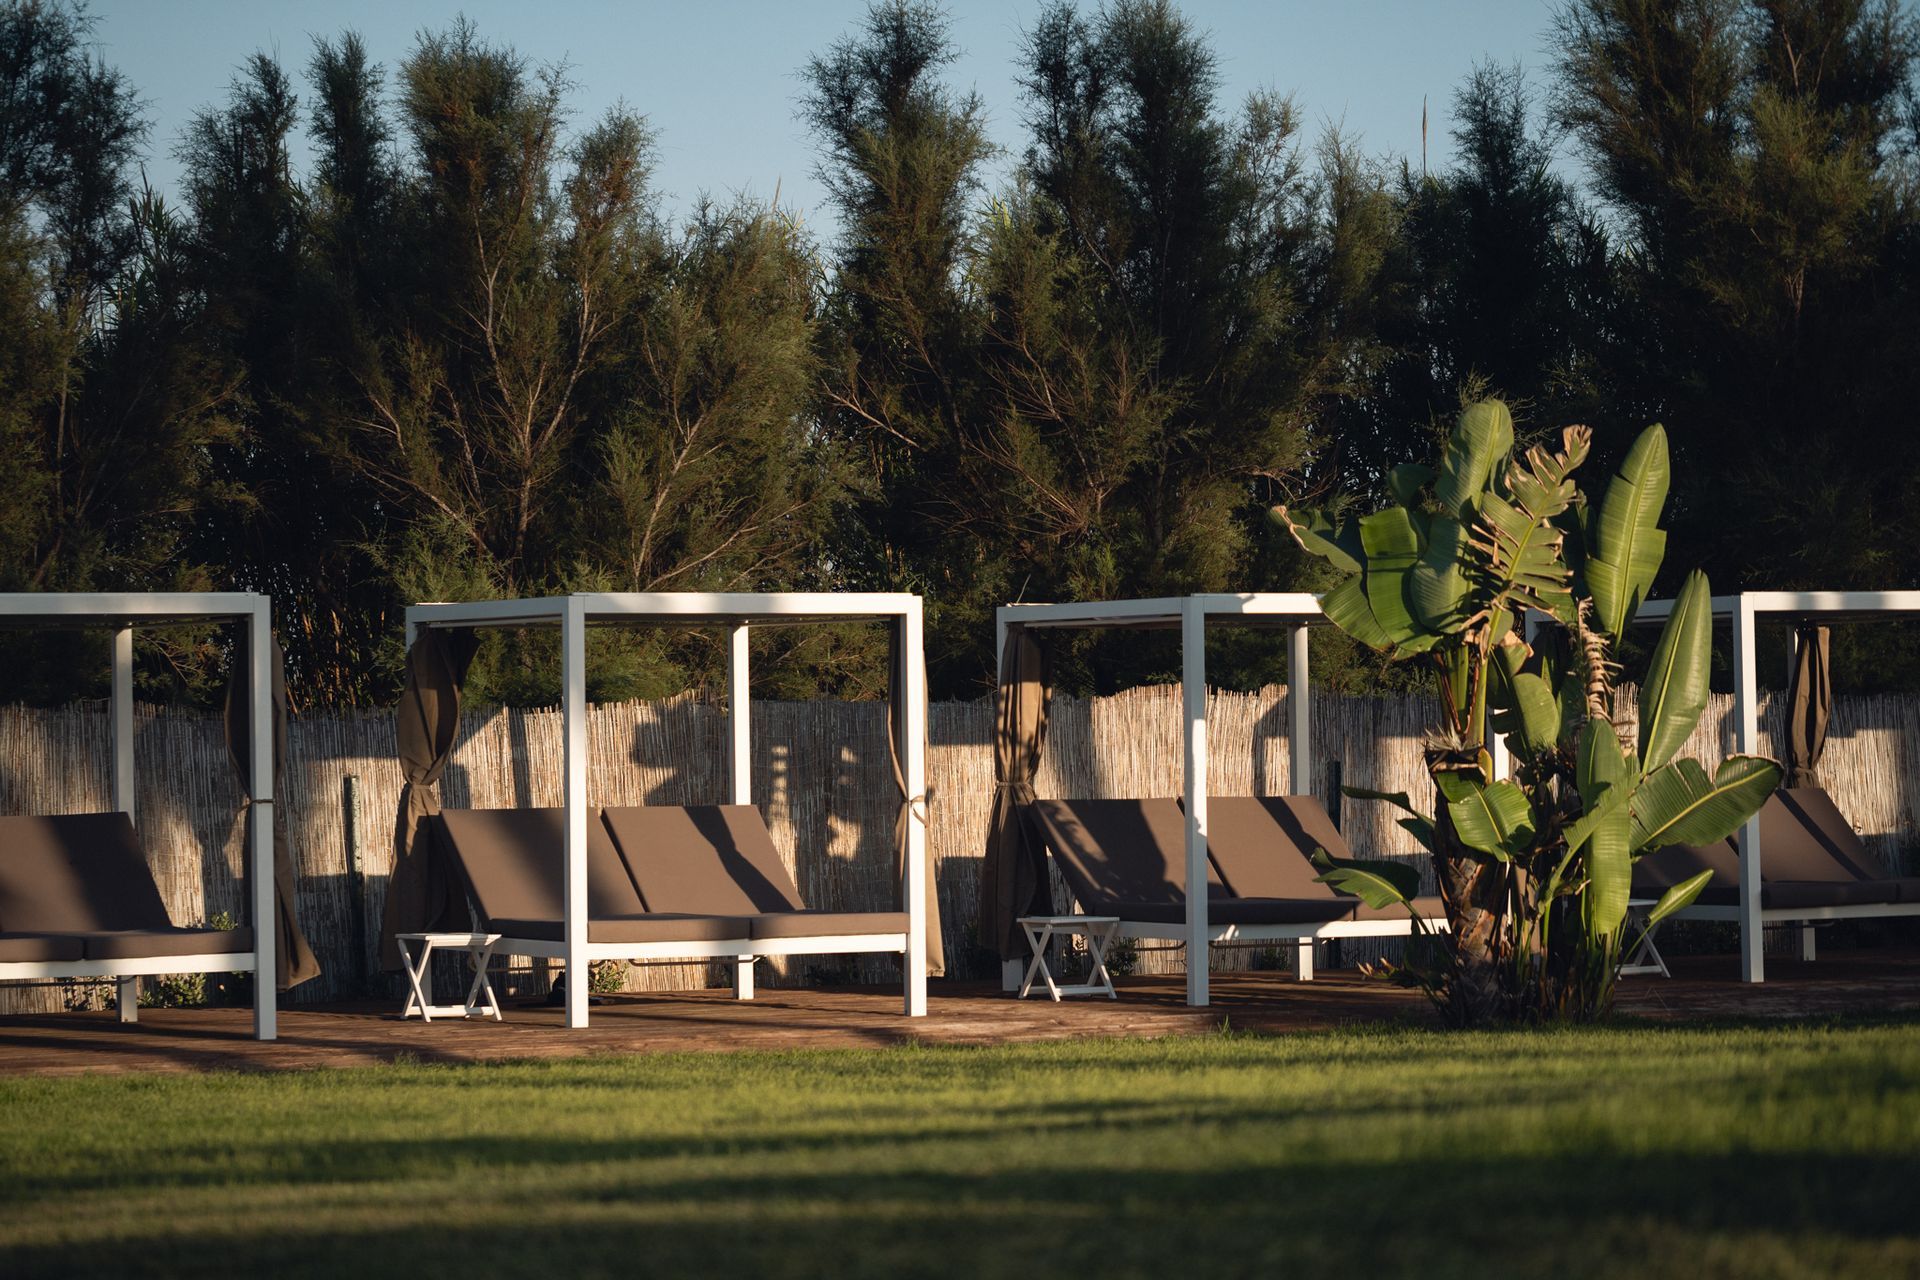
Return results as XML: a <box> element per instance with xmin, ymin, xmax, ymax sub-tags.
<box><xmin>1581</xmin><ymin>801</ymin><xmax>1634</xmax><ymax>941</ymax></box>
<box><xmin>1434</xmin><ymin>399</ymin><xmax>1513</xmax><ymax>516</ymax></box>
<box><xmin>1408</xmin><ymin>515</ymin><xmax>1473</xmax><ymax>633</ymax></box>
<box><xmin>1586</xmin><ymin>424</ymin><xmax>1670</xmax><ymax>640</ymax></box>
<box><xmin>1630</xmin><ymin>755</ymin><xmax>1782</xmax><ymax>853</ymax></box>
<box><xmin>1272</xmin><ymin>506</ymin><xmax>1364</xmax><ymax>575</ymax></box>
<box><xmin>1645</xmin><ymin>869</ymin><xmax>1715</xmax><ymax>929</ymax></box>
<box><xmin>1386</xmin><ymin>463</ymin><xmax>1435</xmax><ymax>509</ymax></box>
<box><xmin>1359</xmin><ymin>507</ymin><xmax>1431</xmax><ymax>651</ymax></box>
<box><xmin>1575</xmin><ymin>717</ymin><xmax>1628</xmax><ymax>808</ymax></box>
<box><xmin>1342</xmin><ymin>785</ymin><xmax>1436</xmax><ymax>850</ymax></box>
<box><xmin>1638</xmin><ymin>570</ymin><xmax>1712</xmax><ymax>774</ymax></box>
<box><xmin>1310</xmin><ymin>848</ymin><xmax>1421</xmax><ymax>910</ymax></box>
<box><xmin>1436</xmin><ymin>773</ymin><xmax>1535</xmax><ymax>860</ymax></box>
<box><xmin>1319</xmin><ymin>574</ymin><xmax>1395</xmax><ymax>653</ymax></box>
<box><xmin>1488</xmin><ymin>642</ymin><xmax>1565</xmax><ymax>758</ymax></box>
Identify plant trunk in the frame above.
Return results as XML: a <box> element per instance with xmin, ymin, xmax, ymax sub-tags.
<box><xmin>1428</xmin><ymin>749</ymin><xmax>1508</xmax><ymax>1026</ymax></box>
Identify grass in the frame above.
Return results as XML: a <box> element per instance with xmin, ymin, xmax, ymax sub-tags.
<box><xmin>2</xmin><ymin>1019</ymin><xmax>1919</xmax><ymax>1278</ymax></box>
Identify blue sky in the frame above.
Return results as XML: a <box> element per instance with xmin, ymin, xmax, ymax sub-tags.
<box><xmin>89</xmin><ymin>0</ymin><xmax>1568</xmax><ymax>236</ymax></box>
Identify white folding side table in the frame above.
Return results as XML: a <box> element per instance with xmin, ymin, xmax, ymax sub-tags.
<box><xmin>1017</xmin><ymin>914</ymin><xmax>1121</xmax><ymax>1001</ymax></box>
<box><xmin>396</xmin><ymin>931</ymin><xmax>504</xmax><ymax>1021</ymax></box>
<box><xmin>1619</xmin><ymin>899</ymin><xmax>1671</xmax><ymax>978</ymax></box>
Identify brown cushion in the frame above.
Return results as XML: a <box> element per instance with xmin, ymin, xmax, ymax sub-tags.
<box><xmin>1025</xmin><ymin>799</ymin><xmax>1226</xmax><ymax>918</ymax></box>
<box><xmin>77</xmin><ymin>927</ymin><xmax>254</xmax><ymax>960</ymax></box>
<box><xmin>0</xmin><ymin>932</ymin><xmax>87</xmax><ymax>963</ymax></box>
<box><xmin>1774</xmin><ymin>788</ymin><xmax>1891</xmax><ymax>878</ymax></box>
<box><xmin>1758</xmin><ymin>881</ymin><xmax>1902</xmax><ymax>910</ymax></box>
<box><xmin>1634</xmin><ymin>839</ymin><xmax>1741</xmax><ymax>895</ymax></box>
<box><xmin>1204</xmin><ymin>796</ymin><xmax>1351</xmax><ymax>901</ymax></box>
<box><xmin>748</xmin><ymin>910</ymin><xmax>909</xmax><ymax>940</ymax></box>
<box><xmin>0</xmin><ymin>813</ymin><xmax>173</xmax><ymax>933</ymax></box>
<box><xmin>488</xmin><ymin>913</ymin><xmax>748</xmax><ymax>944</ymax></box>
<box><xmin>603</xmin><ymin>805</ymin><xmax>806</xmax><ymax>916</ymax></box>
<box><xmin>435</xmin><ymin>809</ymin><xmax>647</xmax><ymax>930</ymax></box>
<box><xmin>1754</xmin><ymin>790</ymin><xmax>1872</xmax><ymax>882</ymax></box>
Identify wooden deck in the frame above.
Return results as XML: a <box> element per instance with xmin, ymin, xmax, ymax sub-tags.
<box><xmin>3</xmin><ymin>949</ymin><xmax>1918</xmax><ymax>1078</ymax></box>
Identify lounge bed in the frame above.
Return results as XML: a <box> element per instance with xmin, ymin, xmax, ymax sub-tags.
<box><xmin>1025</xmin><ymin>796</ymin><xmax>1445</xmax><ymax>981</ymax></box>
<box><xmin>434</xmin><ymin>807</ymin><xmax>752</xmax><ymax>975</ymax></box>
<box><xmin>0</xmin><ymin>813</ymin><xmax>255</xmax><ymax>1017</ymax></box>
<box><xmin>602</xmin><ymin>804</ymin><xmax>911</xmax><ymax>995</ymax></box>
<box><xmin>1634</xmin><ymin>786</ymin><xmax>1920</xmax><ymax>955</ymax></box>
<box><xmin>435</xmin><ymin>805</ymin><xmax>911</xmax><ymax>1007</ymax></box>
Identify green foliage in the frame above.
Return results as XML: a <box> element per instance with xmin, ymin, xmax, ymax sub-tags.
<box><xmin>1279</xmin><ymin>397</ymin><xmax>1780</xmax><ymax>1024</ymax></box>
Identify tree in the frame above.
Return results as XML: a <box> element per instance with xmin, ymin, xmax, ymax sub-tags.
<box><xmin>1279</xmin><ymin>400</ymin><xmax>1779</xmax><ymax>1023</ymax></box>
<box><xmin>1553</xmin><ymin>0</ymin><xmax>1920</xmax><ymax>640</ymax></box>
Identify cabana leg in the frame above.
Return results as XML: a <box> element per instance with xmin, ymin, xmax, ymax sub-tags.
<box><xmin>733</xmin><ymin>956</ymin><xmax>755</xmax><ymax>999</ymax></box>
<box><xmin>116</xmin><ymin>977</ymin><xmax>138</xmax><ymax>1023</ymax></box>
<box><xmin>1293</xmin><ymin>940</ymin><xmax>1314</xmax><ymax>982</ymax></box>
<box><xmin>1001</xmin><ymin>958</ymin><xmax>1024</xmax><ymax>993</ymax></box>
<box><xmin>1799</xmin><ymin>926</ymin><xmax>1817</xmax><ymax>963</ymax></box>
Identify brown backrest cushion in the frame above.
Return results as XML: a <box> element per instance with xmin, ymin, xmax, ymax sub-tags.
<box><xmin>0</xmin><ymin>813</ymin><xmax>172</xmax><ymax>933</ymax></box>
<box><xmin>1025</xmin><ymin>799</ymin><xmax>1224</xmax><ymax>914</ymax></box>
<box><xmin>1203</xmin><ymin>796</ymin><xmax>1349</xmax><ymax>902</ymax></box>
<box><xmin>434</xmin><ymin>808</ymin><xmax>646</xmax><ymax>929</ymax></box>
<box><xmin>1774</xmin><ymin>787</ymin><xmax>1888</xmax><ymax>879</ymax></box>
<box><xmin>1752</xmin><ymin>790</ymin><xmax>1868</xmax><ymax>882</ymax></box>
<box><xmin>1633</xmin><ymin>838</ymin><xmax>1740</xmax><ymax>892</ymax></box>
<box><xmin>603</xmin><ymin>805</ymin><xmax>804</xmax><ymax>916</ymax></box>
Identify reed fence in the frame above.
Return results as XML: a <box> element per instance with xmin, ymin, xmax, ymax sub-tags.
<box><xmin>2</xmin><ymin>683</ymin><xmax>1914</xmax><ymax>1011</ymax></box>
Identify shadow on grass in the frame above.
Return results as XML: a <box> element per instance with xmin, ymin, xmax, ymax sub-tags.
<box><xmin>3</xmin><ymin>1146</ymin><xmax>1917</xmax><ymax>1279</ymax></box>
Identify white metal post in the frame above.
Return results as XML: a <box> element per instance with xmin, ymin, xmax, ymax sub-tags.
<box><xmin>1287</xmin><ymin>624</ymin><xmax>1312</xmax><ymax>797</ymax></box>
<box><xmin>561</xmin><ymin>595</ymin><xmax>590</xmax><ymax>1027</ymax></box>
<box><xmin>111</xmin><ymin>627</ymin><xmax>134</xmax><ymax>818</ymax></box>
<box><xmin>1731</xmin><ymin>593</ymin><xmax>1764</xmax><ymax>983</ymax></box>
<box><xmin>996</xmin><ymin>613</ymin><xmax>1024</xmax><ymax>992</ymax></box>
<box><xmin>727</xmin><ymin>624</ymin><xmax>752</xmax><ymax>805</ymax></box>
<box><xmin>1181</xmin><ymin>597</ymin><xmax>1210</xmax><ymax>1007</ymax></box>
<box><xmin>111</xmin><ymin>626</ymin><xmax>140</xmax><ymax>1024</ymax></box>
<box><xmin>903</xmin><ymin>601</ymin><xmax>930</xmax><ymax>1016</ymax></box>
<box><xmin>248</xmin><ymin>603</ymin><xmax>277</xmax><ymax>1040</ymax></box>
<box><xmin>728</xmin><ymin>622</ymin><xmax>755</xmax><ymax>997</ymax></box>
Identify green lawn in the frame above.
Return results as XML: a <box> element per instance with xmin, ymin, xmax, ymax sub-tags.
<box><xmin>3</xmin><ymin>1020</ymin><xmax>1918</xmax><ymax>1279</ymax></box>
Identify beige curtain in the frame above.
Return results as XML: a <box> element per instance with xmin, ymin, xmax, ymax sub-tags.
<box><xmin>222</xmin><ymin>633</ymin><xmax>321</xmax><ymax>990</ymax></box>
<box><xmin>887</xmin><ymin>624</ymin><xmax>945</xmax><ymax>976</ymax></box>
<box><xmin>978</xmin><ymin>627</ymin><xmax>1055</xmax><ymax>961</ymax></box>
<box><xmin>378</xmin><ymin>628</ymin><xmax>478</xmax><ymax>970</ymax></box>
<box><xmin>1786</xmin><ymin>624</ymin><xmax>1831</xmax><ymax>788</ymax></box>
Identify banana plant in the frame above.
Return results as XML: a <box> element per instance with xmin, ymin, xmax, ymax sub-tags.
<box><xmin>1275</xmin><ymin>399</ymin><xmax>1781</xmax><ymax>1022</ymax></box>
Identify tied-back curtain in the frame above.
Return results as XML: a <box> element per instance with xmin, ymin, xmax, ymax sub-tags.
<box><xmin>379</xmin><ymin>628</ymin><xmax>479</xmax><ymax>970</ymax></box>
<box><xmin>978</xmin><ymin>627</ymin><xmax>1054</xmax><ymax>961</ymax></box>
<box><xmin>886</xmin><ymin>623</ymin><xmax>945</xmax><ymax>977</ymax></box>
<box><xmin>222</xmin><ymin>632</ymin><xmax>321</xmax><ymax>991</ymax></box>
<box><xmin>1787</xmin><ymin>624</ymin><xmax>1832</xmax><ymax>788</ymax></box>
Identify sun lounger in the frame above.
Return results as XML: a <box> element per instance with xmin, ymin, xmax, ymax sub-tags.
<box><xmin>1634</xmin><ymin>787</ymin><xmax>1920</xmax><ymax>947</ymax></box>
<box><xmin>601</xmin><ymin>804</ymin><xmax>911</xmax><ymax>963</ymax></box>
<box><xmin>1204</xmin><ymin>795</ymin><xmax>1450</xmax><ymax>923</ymax></box>
<box><xmin>433</xmin><ymin>807</ymin><xmax>752</xmax><ymax>962</ymax></box>
<box><xmin>1025</xmin><ymin>796</ymin><xmax>1445</xmax><ymax>981</ymax></box>
<box><xmin>0</xmin><ymin>813</ymin><xmax>255</xmax><ymax>998</ymax></box>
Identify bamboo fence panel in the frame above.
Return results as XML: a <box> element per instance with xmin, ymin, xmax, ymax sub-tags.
<box><xmin>2</xmin><ymin>683</ymin><xmax>1916</xmax><ymax>1012</ymax></box>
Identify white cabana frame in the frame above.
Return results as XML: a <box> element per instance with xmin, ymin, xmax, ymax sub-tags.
<box><xmin>997</xmin><ymin>593</ymin><xmax>1441</xmax><ymax>1008</ymax></box>
<box><xmin>404</xmin><ymin>591</ymin><xmax>930</xmax><ymax>1028</ymax></box>
<box><xmin>1631</xmin><ymin>589</ymin><xmax>1920</xmax><ymax>983</ymax></box>
<box><xmin>0</xmin><ymin>592</ymin><xmax>278</xmax><ymax>1040</ymax></box>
